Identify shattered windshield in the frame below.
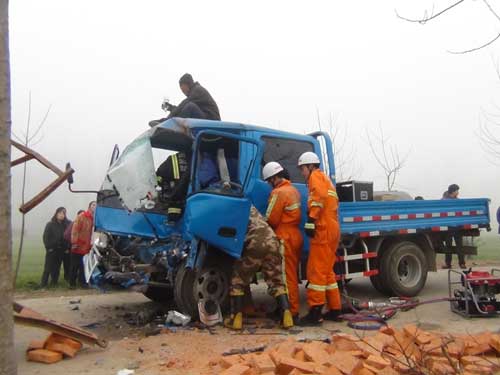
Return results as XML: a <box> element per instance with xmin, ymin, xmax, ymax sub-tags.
<box><xmin>102</xmin><ymin>130</ymin><xmax>157</xmax><ymax>211</ymax></box>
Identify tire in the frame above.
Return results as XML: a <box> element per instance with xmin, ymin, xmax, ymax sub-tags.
<box><xmin>370</xmin><ymin>274</ymin><xmax>393</xmax><ymax>296</ymax></box>
<box><xmin>380</xmin><ymin>241</ymin><xmax>428</xmax><ymax>297</ymax></box>
<box><xmin>143</xmin><ymin>285</ymin><xmax>174</xmax><ymax>303</ymax></box>
<box><xmin>174</xmin><ymin>259</ymin><xmax>231</xmax><ymax>319</ymax></box>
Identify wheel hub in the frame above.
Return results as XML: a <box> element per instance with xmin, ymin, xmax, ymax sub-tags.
<box><xmin>194</xmin><ymin>268</ymin><xmax>228</xmax><ymax>303</ymax></box>
<box><xmin>397</xmin><ymin>254</ymin><xmax>422</xmax><ymax>288</ymax></box>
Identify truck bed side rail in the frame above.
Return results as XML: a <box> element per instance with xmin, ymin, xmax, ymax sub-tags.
<box><xmin>339</xmin><ymin>198</ymin><xmax>490</xmax><ymax>238</ymax></box>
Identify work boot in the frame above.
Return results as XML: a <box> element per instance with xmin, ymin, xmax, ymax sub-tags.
<box><xmin>298</xmin><ymin>305</ymin><xmax>324</xmax><ymax>326</ymax></box>
<box><xmin>322</xmin><ymin>309</ymin><xmax>343</xmax><ymax>322</ymax></box>
<box><xmin>441</xmin><ymin>264</ymin><xmax>452</xmax><ymax>270</ymax></box>
<box><xmin>276</xmin><ymin>294</ymin><xmax>294</xmax><ymax>329</ymax></box>
<box><xmin>224</xmin><ymin>295</ymin><xmax>244</xmax><ymax>330</ymax></box>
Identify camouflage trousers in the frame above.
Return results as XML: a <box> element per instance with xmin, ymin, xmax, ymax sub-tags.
<box><xmin>230</xmin><ymin>206</ymin><xmax>287</xmax><ymax>298</ymax></box>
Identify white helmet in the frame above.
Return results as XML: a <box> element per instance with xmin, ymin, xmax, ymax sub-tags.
<box><xmin>262</xmin><ymin>162</ymin><xmax>284</xmax><ymax>180</ymax></box>
<box><xmin>298</xmin><ymin>151</ymin><xmax>320</xmax><ymax>166</ymax></box>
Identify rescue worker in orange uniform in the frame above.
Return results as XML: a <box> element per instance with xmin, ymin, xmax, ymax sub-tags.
<box><xmin>262</xmin><ymin>162</ymin><xmax>303</xmax><ymax>324</ymax></box>
<box><xmin>297</xmin><ymin>151</ymin><xmax>342</xmax><ymax>326</ymax></box>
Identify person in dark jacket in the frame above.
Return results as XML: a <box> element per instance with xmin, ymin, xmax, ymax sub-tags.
<box><xmin>441</xmin><ymin>184</ymin><xmax>465</xmax><ymax>269</ymax></box>
<box><xmin>149</xmin><ymin>73</ymin><xmax>220</xmax><ymax>126</ymax></box>
<box><xmin>41</xmin><ymin>207</ymin><xmax>70</xmax><ymax>287</ymax></box>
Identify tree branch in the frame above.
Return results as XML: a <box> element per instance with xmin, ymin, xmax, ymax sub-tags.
<box><xmin>395</xmin><ymin>0</ymin><xmax>467</xmax><ymax>24</ymax></box>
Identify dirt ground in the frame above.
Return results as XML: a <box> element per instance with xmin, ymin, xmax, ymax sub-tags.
<box><xmin>15</xmin><ymin>266</ymin><xmax>500</xmax><ymax>375</ymax></box>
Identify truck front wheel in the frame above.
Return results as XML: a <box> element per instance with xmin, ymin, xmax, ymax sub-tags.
<box><xmin>380</xmin><ymin>241</ymin><xmax>428</xmax><ymax>297</ymax></box>
<box><xmin>174</xmin><ymin>259</ymin><xmax>230</xmax><ymax>319</ymax></box>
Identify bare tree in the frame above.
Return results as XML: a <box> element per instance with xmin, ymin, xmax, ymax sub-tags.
<box><xmin>0</xmin><ymin>0</ymin><xmax>17</xmax><ymax>373</ymax></box>
<box><xmin>396</xmin><ymin>0</ymin><xmax>500</xmax><ymax>54</ymax></box>
<box><xmin>317</xmin><ymin>111</ymin><xmax>361</xmax><ymax>182</ymax></box>
<box><xmin>11</xmin><ymin>93</ymin><xmax>51</xmax><ymax>287</ymax></box>
<box><xmin>366</xmin><ymin>125</ymin><xmax>409</xmax><ymax>191</ymax></box>
<box><xmin>478</xmin><ymin>108</ymin><xmax>500</xmax><ymax>164</ymax></box>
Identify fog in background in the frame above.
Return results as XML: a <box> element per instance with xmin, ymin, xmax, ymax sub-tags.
<box><xmin>9</xmin><ymin>0</ymin><xmax>500</xmax><ymax>239</ymax></box>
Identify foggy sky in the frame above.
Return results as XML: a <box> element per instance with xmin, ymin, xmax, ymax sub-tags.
<box><xmin>8</xmin><ymin>0</ymin><xmax>500</xmax><ymax>238</ymax></box>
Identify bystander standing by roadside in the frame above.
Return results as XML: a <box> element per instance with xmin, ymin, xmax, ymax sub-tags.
<box><xmin>69</xmin><ymin>202</ymin><xmax>96</xmax><ymax>288</ymax></box>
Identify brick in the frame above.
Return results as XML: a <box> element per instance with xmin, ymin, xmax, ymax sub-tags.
<box><xmin>364</xmin><ymin>354</ymin><xmax>391</xmax><ymax>369</ymax></box>
<box><xmin>331</xmin><ymin>333</ymin><xmax>360</xmax><ymax>352</ymax></box>
<box><xmin>430</xmin><ymin>362</ymin><xmax>455</xmax><ymax>375</ymax></box>
<box><xmin>352</xmin><ymin>368</ymin><xmax>374</xmax><ymax>375</ymax></box>
<box><xmin>461</xmin><ymin>356</ymin><xmax>483</xmax><ymax>366</ymax></box>
<box><xmin>463</xmin><ymin>365</ymin><xmax>494</xmax><ymax>375</ymax></box>
<box><xmin>289</xmin><ymin>370</ymin><xmax>306</xmax><ymax>375</ymax></box>
<box><xmin>373</xmin><ymin>332</ymin><xmax>395</xmax><ymax>349</ymax></box>
<box><xmin>220</xmin><ymin>355</ymin><xmax>243</xmax><ymax>369</ymax></box>
<box><xmin>302</xmin><ymin>342</ymin><xmax>331</xmax><ymax>365</ymax></box>
<box><xmin>316</xmin><ymin>365</ymin><xmax>342</xmax><ymax>375</ymax></box>
<box><xmin>402</xmin><ymin>324</ymin><xmax>420</xmax><ymax>338</ymax></box>
<box><xmin>356</xmin><ymin>337</ymin><xmax>384</xmax><ymax>357</ymax></box>
<box><xmin>362</xmin><ymin>364</ymin><xmax>381</xmax><ymax>374</ymax></box>
<box><xmin>377</xmin><ymin>366</ymin><xmax>399</xmax><ymax>375</ymax></box>
<box><xmin>45</xmin><ymin>341</ymin><xmax>78</xmax><ymax>358</ymax></box>
<box><xmin>27</xmin><ymin>339</ymin><xmax>45</xmax><ymax>352</ymax></box>
<box><xmin>327</xmin><ymin>351</ymin><xmax>362</xmax><ymax>375</ymax></box>
<box><xmin>250</xmin><ymin>353</ymin><xmax>276</xmax><ymax>373</ymax></box>
<box><xmin>294</xmin><ymin>350</ymin><xmax>307</xmax><ymax>362</ymax></box>
<box><xmin>379</xmin><ymin>325</ymin><xmax>395</xmax><ymax>336</ymax></box>
<box><xmin>27</xmin><ymin>349</ymin><xmax>63</xmax><ymax>364</ymax></box>
<box><xmin>446</xmin><ymin>339</ymin><xmax>465</xmax><ymax>358</ymax></box>
<box><xmin>489</xmin><ymin>334</ymin><xmax>500</xmax><ymax>353</ymax></box>
<box><xmin>347</xmin><ymin>350</ymin><xmax>366</xmax><ymax>358</ymax></box>
<box><xmin>464</xmin><ymin>343</ymin><xmax>492</xmax><ymax>356</ymax></box>
<box><xmin>276</xmin><ymin>357</ymin><xmax>315</xmax><ymax>374</ymax></box>
<box><xmin>220</xmin><ymin>364</ymin><xmax>251</xmax><ymax>375</ymax></box>
<box><xmin>45</xmin><ymin>333</ymin><xmax>82</xmax><ymax>352</ymax></box>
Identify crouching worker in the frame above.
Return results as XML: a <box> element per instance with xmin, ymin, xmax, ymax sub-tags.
<box><xmin>297</xmin><ymin>152</ymin><xmax>342</xmax><ymax>326</ymax></box>
<box><xmin>225</xmin><ymin>206</ymin><xmax>294</xmax><ymax>330</ymax></box>
<box><xmin>262</xmin><ymin>162</ymin><xmax>303</xmax><ymax>325</ymax></box>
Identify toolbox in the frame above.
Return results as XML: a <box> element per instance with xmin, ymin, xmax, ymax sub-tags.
<box><xmin>336</xmin><ymin>181</ymin><xmax>373</xmax><ymax>202</ymax></box>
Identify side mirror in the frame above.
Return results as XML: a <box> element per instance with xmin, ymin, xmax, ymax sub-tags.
<box><xmin>66</xmin><ymin>162</ymin><xmax>74</xmax><ymax>184</ymax></box>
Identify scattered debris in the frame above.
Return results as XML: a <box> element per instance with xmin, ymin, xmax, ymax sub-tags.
<box><xmin>69</xmin><ymin>299</ymin><xmax>81</xmax><ymax>305</ymax></box>
<box><xmin>209</xmin><ymin>326</ymin><xmax>500</xmax><ymax>374</ymax></box>
<box><xmin>116</xmin><ymin>369</ymin><xmax>135</xmax><ymax>375</ymax></box>
<box><xmin>166</xmin><ymin>310</ymin><xmax>191</xmax><ymax>326</ymax></box>
<box><xmin>71</xmin><ymin>306</ymin><xmax>79</xmax><ymax>311</ymax></box>
<box><xmin>223</xmin><ymin>345</ymin><xmax>267</xmax><ymax>356</ymax></box>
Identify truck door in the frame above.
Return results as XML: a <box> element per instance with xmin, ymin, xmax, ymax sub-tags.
<box><xmin>184</xmin><ymin>130</ymin><xmax>261</xmax><ymax>258</ymax></box>
<box><xmin>309</xmin><ymin>131</ymin><xmax>336</xmax><ymax>183</ymax></box>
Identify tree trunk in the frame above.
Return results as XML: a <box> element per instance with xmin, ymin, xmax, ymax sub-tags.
<box><xmin>0</xmin><ymin>0</ymin><xmax>16</xmax><ymax>373</ymax></box>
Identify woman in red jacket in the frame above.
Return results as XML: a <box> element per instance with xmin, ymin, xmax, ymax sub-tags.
<box><xmin>69</xmin><ymin>201</ymin><xmax>96</xmax><ymax>288</ymax></box>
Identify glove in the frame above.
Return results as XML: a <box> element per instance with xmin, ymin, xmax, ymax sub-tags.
<box><xmin>304</xmin><ymin>217</ymin><xmax>316</xmax><ymax>238</ymax></box>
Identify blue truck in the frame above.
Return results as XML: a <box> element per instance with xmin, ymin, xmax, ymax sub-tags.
<box><xmin>83</xmin><ymin>118</ymin><xmax>491</xmax><ymax>318</ymax></box>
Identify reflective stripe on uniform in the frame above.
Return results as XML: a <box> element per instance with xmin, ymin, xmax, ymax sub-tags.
<box><xmin>168</xmin><ymin>207</ymin><xmax>182</xmax><ymax>214</ymax></box>
<box><xmin>328</xmin><ymin>190</ymin><xmax>338</xmax><ymax>199</ymax></box>
<box><xmin>304</xmin><ymin>222</ymin><xmax>315</xmax><ymax>229</ymax></box>
<box><xmin>326</xmin><ymin>283</ymin><xmax>338</xmax><ymax>290</ymax></box>
<box><xmin>230</xmin><ymin>290</ymin><xmax>245</xmax><ymax>296</ymax></box>
<box><xmin>265</xmin><ymin>194</ymin><xmax>278</xmax><ymax>220</ymax></box>
<box><xmin>171</xmin><ymin>154</ymin><xmax>180</xmax><ymax>179</ymax></box>
<box><xmin>311</xmin><ymin>201</ymin><xmax>324</xmax><ymax>208</ymax></box>
<box><xmin>284</xmin><ymin>202</ymin><xmax>300</xmax><ymax>211</ymax></box>
<box><xmin>307</xmin><ymin>283</ymin><xmax>326</xmax><ymax>291</ymax></box>
<box><xmin>279</xmin><ymin>239</ymin><xmax>288</xmax><ymax>294</ymax></box>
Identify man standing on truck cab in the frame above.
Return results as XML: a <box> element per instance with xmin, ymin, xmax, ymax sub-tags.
<box><xmin>263</xmin><ymin>162</ymin><xmax>303</xmax><ymax>324</ymax></box>
<box><xmin>225</xmin><ymin>206</ymin><xmax>294</xmax><ymax>330</ymax></box>
<box><xmin>297</xmin><ymin>152</ymin><xmax>342</xmax><ymax>326</ymax></box>
<box><xmin>441</xmin><ymin>184</ymin><xmax>466</xmax><ymax>269</ymax></box>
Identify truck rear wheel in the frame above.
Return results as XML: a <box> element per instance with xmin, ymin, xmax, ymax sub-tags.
<box><xmin>380</xmin><ymin>241</ymin><xmax>428</xmax><ymax>297</ymax></box>
<box><xmin>174</xmin><ymin>259</ymin><xmax>230</xmax><ymax>319</ymax></box>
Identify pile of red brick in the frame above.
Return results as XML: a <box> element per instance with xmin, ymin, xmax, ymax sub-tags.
<box><xmin>26</xmin><ymin>333</ymin><xmax>83</xmax><ymax>364</ymax></box>
<box><xmin>210</xmin><ymin>325</ymin><xmax>500</xmax><ymax>375</ymax></box>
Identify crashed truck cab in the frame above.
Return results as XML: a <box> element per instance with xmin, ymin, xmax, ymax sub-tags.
<box><xmin>86</xmin><ymin>118</ymin><xmax>306</xmax><ymax>317</ymax></box>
